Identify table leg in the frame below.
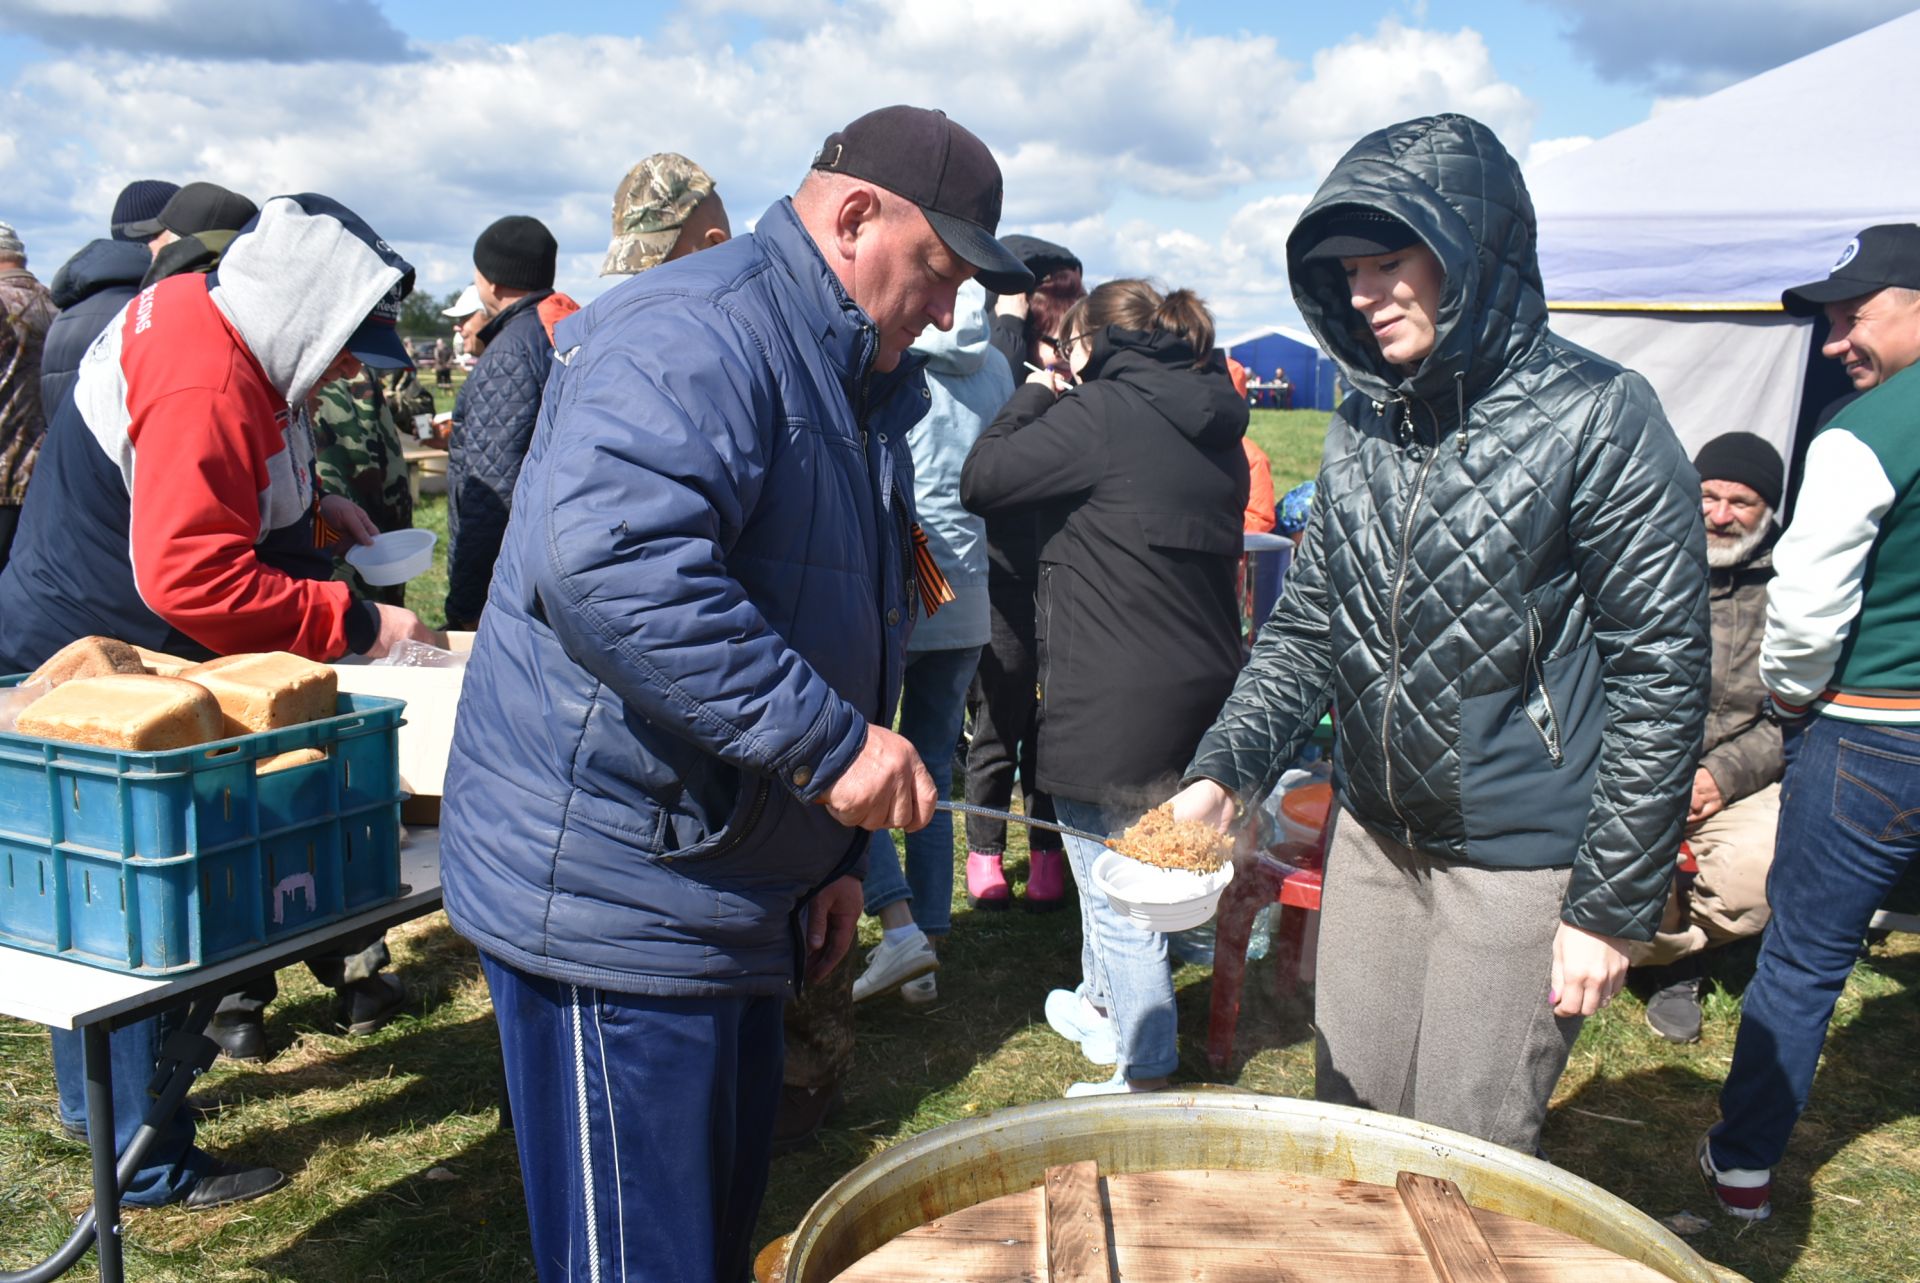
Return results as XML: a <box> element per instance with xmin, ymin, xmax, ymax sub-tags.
<box><xmin>81</xmin><ymin>1027</ymin><xmax>124</xmax><ymax>1283</ymax></box>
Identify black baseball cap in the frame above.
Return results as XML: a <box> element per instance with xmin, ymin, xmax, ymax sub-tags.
<box><xmin>123</xmin><ymin>181</ymin><xmax>258</xmax><ymax>240</ymax></box>
<box><xmin>811</xmin><ymin>106</ymin><xmax>1033</xmax><ymax>294</ymax></box>
<box><xmin>1782</xmin><ymin>224</ymin><xmax>1920</xmax><ymax>316</ymax></box>
<box><xmin>1297</xmin><ymin>206</ymin><xmax>1422</xmax><ymax>261</ymax></box>
<box><xmin>347</xmin><ymin>279</ymin><xmax>414</xmax><ymax>369</ymax></box>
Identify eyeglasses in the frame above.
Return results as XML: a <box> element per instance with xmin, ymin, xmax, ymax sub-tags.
<box><xmin>1043</xmin><ymin>333</ymin><xmax>1087</xmax><ymax>356</ymax></box>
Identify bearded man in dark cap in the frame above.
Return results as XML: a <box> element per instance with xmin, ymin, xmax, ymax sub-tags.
<box><xmin>1632</xmin><ymin>431</ymin><xmax>1785</xmax><ymax>1044</ymax></box>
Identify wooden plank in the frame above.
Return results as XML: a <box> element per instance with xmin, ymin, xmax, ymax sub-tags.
<box><xmin>831</xmin><ymin>1168</ymin><xmax>1676</xmax><ymax>1283</ymax></box>
<box><xmin>1471</xmin><ymin>1213</ymin><xmax>1674</xmax><ymax>1283</ymax></box>
<box><xmin>1043</xmin><ymin>1160</ymin><xmax>1115</xmax><ymax>1283</ymax></box>
<box><xmin>1396</xmin><ymin>1172</ymin><xmax>1514</xmax><ymax>1283</ymax></box>
<box><xmin>831</xmin><ymin>1187</ymin><xmax>1043</xmax><ymax>1281</ymax></box>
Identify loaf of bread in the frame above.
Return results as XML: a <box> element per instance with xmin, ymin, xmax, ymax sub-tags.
<box><xmin>183</xmin><ymin>652</ymin><xmax>338</xmax><ymax>736</ymax></box>
<box><xmin>28</xmin><ymin>636</ymin><xmax>148</xmax><ymax>688</ymax></box>
<box><xmin>132</xmin><ymin>646</ymin><xmax>196</xmax><ymax>678</ymax></box>
<box><xmin>256</xmin><ymin>748</ymin><xmax>326</xmax><ymax>775</ymax></box>
<box><xmin>14</xmin><ymin>674</ymin><xmax>224</xmax><ymax>750</ymax></box>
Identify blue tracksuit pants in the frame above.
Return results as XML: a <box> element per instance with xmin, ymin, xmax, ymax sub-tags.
<box><xmin>481</xmin><ymin>954</ymin><xmax>785</xmax><ymax>1283</ymax></box>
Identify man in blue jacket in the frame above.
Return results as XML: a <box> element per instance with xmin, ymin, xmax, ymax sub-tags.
<box><xmin>439</xmin><ymin>106</ymin><xmax>1030</xmax><ymax>1282</ymax></box>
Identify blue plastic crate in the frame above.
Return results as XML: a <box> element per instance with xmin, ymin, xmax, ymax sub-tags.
<box><xmin>0</xmin><ymin>680</ymin><xmax>406</xmax><ymax>975</ymax></box>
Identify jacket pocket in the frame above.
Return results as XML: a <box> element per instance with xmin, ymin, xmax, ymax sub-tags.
<box><xmin>1457</xmin><ymin>638</ymin><xmax>1604</xmax><ymax>866</ymax></box>
<box><xmin>1137</xmin><ymin>510</ymin><xmax>1243</xmax><ymax>558</ymax></box>
<box><xmin>1523</xmin><ymin>605</ymin><xmax>1565</xmax><ymax>766</ymax></box>
<box><xmin>659</xmin><ymin>772</ymin><xmax>774</xmax><ymax>864</ymax></box>
<box><xmin>565</xmin><ymin>719</ymin><xmax>775</xmax><ymax>866</ymax></box>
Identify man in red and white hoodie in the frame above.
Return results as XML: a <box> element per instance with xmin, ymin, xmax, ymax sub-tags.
<box><xmin>0</xmin><ymin>194</ymin><xmax>436</xmax><ymax>1212</ymax></box>
<box><xmin>0</xmin><ymin>192</ymin><xmax>437</xmax><ymax>670</ymax></box>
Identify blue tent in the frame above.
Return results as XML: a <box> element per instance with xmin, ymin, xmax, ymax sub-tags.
<box><xmin>1224</xmin><ymin>326</ymin><xmax>1338</xmax><ymax>411</ymax></box>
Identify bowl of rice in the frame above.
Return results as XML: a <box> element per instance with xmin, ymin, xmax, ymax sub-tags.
<box><xmin>1092</xmin><ymin>807</ymin><xmax>1237</xmax><ymax>932</ymax></box>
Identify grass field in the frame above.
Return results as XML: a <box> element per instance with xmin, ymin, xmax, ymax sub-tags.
<box><xmin>5</xmin><ymin>408</ymin><xmax>1917</xmax><ymax>1282</ymax></box>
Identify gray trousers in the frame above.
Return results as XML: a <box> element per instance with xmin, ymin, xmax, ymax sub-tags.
<box><xmin>1314</xmin><ymin>808</ymin><xmax>1581</xmax><ymax>1155</ymax></box>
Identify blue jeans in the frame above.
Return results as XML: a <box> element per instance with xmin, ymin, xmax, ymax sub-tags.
<box><xmin>864</xmin><ymin>646</ymin><xmax>982</xmax><ymax>936</ymax></box>
<box><xmin>482</xmin><ymin>954</ymin><xmax>784</xmax><ymax>1283</ymax></box>
<box><xmin>50</xmin><ymin>1012</ymin><xmax>203</xmax><ymax>1206</ymax></box>
<box><xmin>1055</xmin><ymin>797</ymin><xmax>1179</xmax><ymax>1079</ymax></box>
<box><xmin>1712</xmin><ymin>717</ymin><xmax>1920</xmax><ymax>1172</ymax></box>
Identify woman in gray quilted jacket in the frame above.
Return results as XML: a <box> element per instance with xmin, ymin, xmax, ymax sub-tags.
<box><xmin>1170</xmin><ymin>114</ymin><xmax>1709</xmax><ymax>1154</ymax></box>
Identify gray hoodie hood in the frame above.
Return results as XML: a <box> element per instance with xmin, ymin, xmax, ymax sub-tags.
<box><xmin>913</xmin><ymin>280</ymin><xmax>994</xmax><ymax>376</ymax></box>
<box><xmin>209</xmin><ymin>193</ymin><xmax>412</xmax><ymax>406</ymax></box>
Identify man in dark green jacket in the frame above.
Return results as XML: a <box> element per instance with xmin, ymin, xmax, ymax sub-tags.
<box><xmin>1172</xmin><ymin>114</ymin><xmax>1708</xmax><ymax>1155</ymax></box>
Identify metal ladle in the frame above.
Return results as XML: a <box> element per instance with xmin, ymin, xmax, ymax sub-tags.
<box><xmin>933</xmin><ymin>800</ymin><xmax>1118</xmax><ymax>849</ymax></box>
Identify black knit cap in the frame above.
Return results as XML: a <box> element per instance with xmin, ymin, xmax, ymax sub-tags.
<box><xmin>1693</xmin><ymin>431</ymin><xmax>1784</xmax><ymax>511</ymax></box>
<box><xmin>473</xmin><ymin>215</ymin><xmax>557</xmax><ymax>290</ymax></box>
<box><xmin>110</xmin><ymin>179</ymin><xmax>179</xmax><ymax>241</ymax></box>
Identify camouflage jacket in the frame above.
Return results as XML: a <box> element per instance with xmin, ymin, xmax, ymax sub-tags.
<box><xmin>312</xmin><ymin>374</ymin><xmax>414</xmax><ymax>604</ymax></box>
<box><xmin>0</xmin><ymin>267</ymin><xmax>57</xmax><ymax>504</ymax></box>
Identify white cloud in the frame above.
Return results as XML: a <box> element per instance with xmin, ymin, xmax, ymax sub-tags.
<box><xmin>0</xmin><ymin>0</ymin><xmax>413</xmax><ymax>63</ymax></box>
<box><xmin>0</xmin><ymin>2</ymin><xmax>1540</xmax><ymax>335</ymax></box>
<box><xmin>1534</xmin><ymin>0</ymin><xmax>1915</xmax><ymax>95</ymax></box>
<box><xmin>1524</xmin><ymin>134</ymin><xmax>1594</xmax><ymax>170</ymax></box>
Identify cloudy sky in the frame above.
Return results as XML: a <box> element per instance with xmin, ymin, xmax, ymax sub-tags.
<box><xmin>0</xmin><ymin>0</ymin><xmax>1910</xmax><ymax>334</ymax></box>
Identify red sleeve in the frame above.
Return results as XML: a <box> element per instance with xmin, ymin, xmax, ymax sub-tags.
<box><xmin>126</xmin><ymin>383</ymin><xmax>356</xmax><ymax>660</ymax></box>
<box><xmin>1242</xmin><ymin>438</ymin><xmax>1276</xmax><ymax>534</ymax></box>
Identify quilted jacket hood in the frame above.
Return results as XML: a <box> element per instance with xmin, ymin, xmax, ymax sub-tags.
<box><xmin>1287</xmin><ymin>113</ymin><xmax>1547</xmax><ymax>413</ymax></box>
<box><xmin>50</xmin><ymin>238</ymin><xmax>148</xmax><ymax>310</ymax></box>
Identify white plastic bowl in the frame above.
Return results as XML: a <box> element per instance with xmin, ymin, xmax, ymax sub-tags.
<box><xmin>344</xmin><ymin>528</ymin><xmax>437</xmax><ymax>586</ymax></box>
<box><xmin>1092</xmin><ymin>848</ymin><xmax>1236</xmax><ymax>933</ymax></box>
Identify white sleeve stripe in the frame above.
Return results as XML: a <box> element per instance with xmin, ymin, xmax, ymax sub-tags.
<box><xmin>1761</xmin><ymin>428</ymin><xmax>1896</xmax><ymax>705</ymax></box>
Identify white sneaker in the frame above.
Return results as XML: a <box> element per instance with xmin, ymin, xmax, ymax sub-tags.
<box><xmin>1064</xmin><ymin>1073</ymin><xmax>1166</xmax><ymax>1098</ymax></box>
<box><xmin>852</xmin><ymin>929</ymin><xmax>939</xmax><ymax>1003</ymax></box>
<box><xmin>1044</xmin><ymin>988</ymin><xmax>1118</xmax><ymax>1066</ymax></box>
<box><xmin>901</xmin><ymin>974</ymin><xmax>938</xmax><ymax>1005</ymax></box>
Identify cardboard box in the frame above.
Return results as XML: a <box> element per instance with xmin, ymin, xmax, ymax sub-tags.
<box><xmin>330</xmin><ymin>632</ymin><xmax>473</xmax><ymax>800</ymax></box>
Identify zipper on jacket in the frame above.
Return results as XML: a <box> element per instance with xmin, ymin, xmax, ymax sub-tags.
<box><xmin>1380</xmin><ymin>396</ymin><xmax>1441</xmax><ymax>831</ymax></box>
<box><xmin>1037</xmin><ymin>564</ymin><xmax>1055</xmax><ymax>708</ymax></box>
<box><xmin>1523</xmin><ymin>604</ymin><xmax>1565</xmax><ymax>766</ymax></box>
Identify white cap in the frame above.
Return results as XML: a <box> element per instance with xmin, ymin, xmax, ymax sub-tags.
<box><xmin>441</xmin><ymin>284</ymin><xmax>483</xmax><ymax>318</ymax></box>
<box><xmin>0</xmin><ymin>221</ymin><xmax>23</xmax><ymax>258</ymax></box>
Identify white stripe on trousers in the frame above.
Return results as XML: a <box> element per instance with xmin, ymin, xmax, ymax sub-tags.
<box><xmin>592</xmin><ymin>996</ymin><xmax>628</xmax><ymax>1282</ymax></box>
<box><xmin>569</xmin><ymin>985</ymin><xmax>603</xmax><ymax>1283</ymax></box>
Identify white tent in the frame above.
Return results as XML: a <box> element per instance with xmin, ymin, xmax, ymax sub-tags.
<box><xmin>1529</xmin><ymin>9</ymin><xmax>1920</xmax><ymax>461</ymax></box>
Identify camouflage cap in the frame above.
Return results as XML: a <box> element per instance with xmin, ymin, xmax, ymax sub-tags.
<box><xmin>602</xmin><ymin>153</ymin><xmax>716</xmax><ymax>275</ymax></box>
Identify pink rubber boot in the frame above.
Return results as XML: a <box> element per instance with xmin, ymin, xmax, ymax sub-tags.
<box><xmin>966</xmin><ymin>852</ymin><xmax>1012</xmax><ymax>910</ymax></box>
<box><xmin>1025</xmin><ymin>848</ymin><xmax>1067</xmax><ymax>912</ymax></box>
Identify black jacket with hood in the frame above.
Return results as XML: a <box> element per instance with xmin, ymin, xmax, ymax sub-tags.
<box><xmin>1184</xmin><ymin>114</ymin><xmax>1709</xmax><ymax>942</ymax></box>
<box><xmin>39</xmin><ymin>237</ymin><xmax>150</xmax><ymax>417</ymax></box>
<box><xmin>963</xmin><ymin>328</ymin><xmax>1249</xmax><ymax>807</ymax></box>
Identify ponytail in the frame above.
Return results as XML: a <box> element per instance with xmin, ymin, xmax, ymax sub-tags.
<box><xmin>1064</xmin><ymin>278</ymin><xmax>1217</xmax><ymax>368</ymax></box>
<box><xmin>1150</xmin><ymin>288</ymin><xmax>1214</xmax><ymax>365</ymax></box>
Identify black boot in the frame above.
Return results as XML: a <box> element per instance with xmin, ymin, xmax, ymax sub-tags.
<box><xmin>1643</xmin><ymin>955</ymin><xmax>1705</xmax><ymax>1044</ymax></box>
<box><xmin>207</xmin><ymin>1011</ymin><xmax>269</xmax><ymax>1062</ymax></box>
<box><xmin>337</xmin><ymin>973</ymin><xmax>407</xmax><ymax>1035</ymax></box>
